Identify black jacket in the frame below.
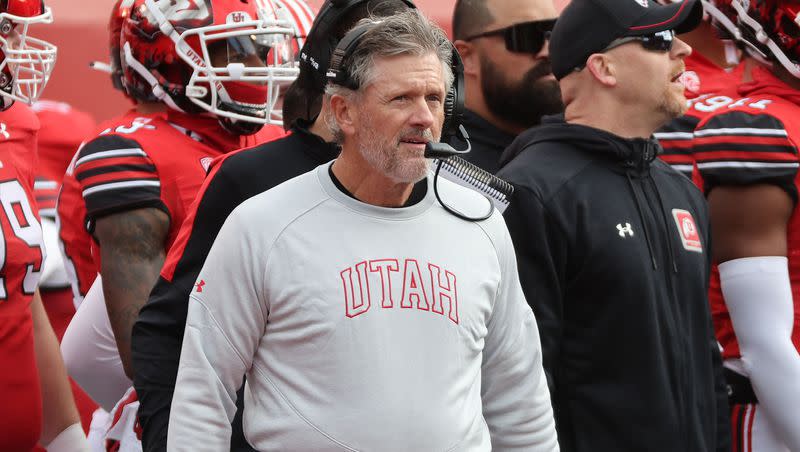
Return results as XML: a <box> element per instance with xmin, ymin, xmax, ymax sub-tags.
<box><xmin>446</xmin><ymin>109</ymin><xmax>516</xmax><ymax>174</ymax></box>
<box><xmin>131</xmin><ymin>122</ymin><xmax>340</xmax><ymax>451</ymax></box>
<box><xmin>497</xmin><ymin>116</ymin><xmax>730</xmax><ymax>452</ymax></box>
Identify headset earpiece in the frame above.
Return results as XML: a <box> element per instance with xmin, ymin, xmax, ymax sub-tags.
<box><xmin>325</xmin><ymin>22</ymin><xmax>373</xmax><ymax>89</ymax></box>
<box><xmin>441</xmin><ymin>45</ymin><xmax>465</xmax><ymax>143</ymax></box>
<box><xmin>299</xmin><ymin>0</ymin><xmax>417</xmax><ymax>92</ymax></box>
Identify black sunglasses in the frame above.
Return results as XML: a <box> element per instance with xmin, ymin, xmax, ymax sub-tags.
<box><xmin>464</xmin><ymin>19</ymin><xmax>556</xmax><ymax>55</ymax></box>
<box><xmin>572</xmin><ymin>30</ymin><xmax>676</xmax><ymax>74</ymax></box>
<box><xmin>604</xmin><ymin>30</ymin><xmax>676</xmax><ymax>53</ymax></box>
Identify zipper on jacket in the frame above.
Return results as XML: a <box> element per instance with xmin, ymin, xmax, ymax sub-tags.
<box><xmin>639</xmin><ymin>168</ymin><xmax>692</xmax><ymax>451</ymax></box>
<box><xmin>625</xmin><ymin>171</ymin><xmax>658</xmax><ymax>270</ymax></box>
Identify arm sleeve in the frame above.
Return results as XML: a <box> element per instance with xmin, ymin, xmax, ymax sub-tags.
<box><xmin>719</xmin><ymin>256</ymin><xmax>800</xmax><ymax>451</ymax></box>
<box><xmin>74</xmin><ymin>135</ymin><xmax>165</xmax><ymax>227</ymax></box>
<box><xmin>481</xmin><ymin>213</ymin><xmax>559</xmax><ymax>451</ymax></box>
<box><xmin>131</xmin><ymin>162</ymin><xmax>244</xmax><ymax>451</ymax></box>
<box><xmin>166</xmin><ymin>207</ymin><xmax>267</xmax><ymax>452</ymax></box>
<box><xmin>60</xmin><ymin>276</ymin><xmax>131</xmax><ymax>411</ymax></box>
<box><xmin>693</xmin><ymin>110</ymin><xmax>799</xmax><ymax>202</ymax></box>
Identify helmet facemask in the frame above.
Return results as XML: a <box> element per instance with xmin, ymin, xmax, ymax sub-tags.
<box><xmin>180</xmin><ymin>22</ymin><xmax>299</xmax><ymax>129</ymax></box>
<box><xmin>0</xmin><ymin>6</ymin><xmax>56</xmax><ymax>109</ymax></box>
<box><xmin>727</xmin><ymin>0</ymin><xmax>800</xmax><ymax>78</ymax></box>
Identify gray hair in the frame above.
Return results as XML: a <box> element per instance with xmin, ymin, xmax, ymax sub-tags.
<box><xmin>324</xmin><ymin>9</ymin><xmax>455</xmax><ymax>142</ymax></box>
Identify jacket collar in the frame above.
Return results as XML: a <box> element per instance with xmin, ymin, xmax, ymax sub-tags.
<box><xmin>533</xmin><ymin>115</ymin><xmax>660</xmax><ymax>171</ymax></box>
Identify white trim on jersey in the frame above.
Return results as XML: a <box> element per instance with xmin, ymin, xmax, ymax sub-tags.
<box><xmin>82</xmin><ymin>180</ymin><xmax>161</xmax><ymax>197</ymax></box>
<box><xmin>75</xmin><ymin>148</ymin><xmax>148</xmax><ymax>168</ymax></box>
<box><xmin>696</xmin><ymin>161</ymin><xmax>800</xmax><ymax>170</ymax></box>
<box><xmin>742</xmin><ymin>405</ymin><xmax>755</xmax><ymax>452</ymax></box>
<box><xmin>731</xmin><ymin>402</ymin><xmax>791</xmax><ymax>452</ymax></box>
<box><xmin>669</xmin><ymin>164</ymin><xmax>694</xmax><ymax>173</ymax></box>
<box><xmin>694</xmin><ymin>127</ymin><xmax>789</xmax><ymax>137</ymax></box>
<box><xmin>654</xmin><ymin>131</ymin><xmax>694</xmax><ymax>140</ymax></box>
<box><xmin>39</xmin><ymin>207</ymin><xmax>56</xmax><ymax>218</ymax></box>
<box><xmin>33</xmin><ymin>179</ymin><xmax>58</xmax><ymax>190</ymax></box>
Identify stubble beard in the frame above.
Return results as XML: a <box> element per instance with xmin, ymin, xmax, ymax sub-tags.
<box><xmin>658</xmin><ymin>84</ymin><xmax>689</xmax><ymax>120</ymax></box>
<box><xmin>357</xmin><ymin>120</ymin><xmax>432</xmax><ymax>184</ymax></box>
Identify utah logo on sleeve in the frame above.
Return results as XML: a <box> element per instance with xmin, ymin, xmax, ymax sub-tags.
<box><xmin>671</xmin><ymin>209</ymin><xmax>702</xmax><ymax>253</ymax></box>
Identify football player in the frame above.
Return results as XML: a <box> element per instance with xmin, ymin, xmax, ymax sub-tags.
<box><xmin>31</xmin><ymin>99</ymin><xmax>99</xmax><ymax>443</ymax></box>
<box><xmin>692</xmin><ymin>1</ymin><xmax>800</xmax><ymax>450</ymax></box>
<box><xmin>57</xmin><ymin>0</ymin><xmax>169</xmax><ymax>413</ymax></box>
<box><xmin>654</xmin><ymin>0</ymin><xmax>749</xmax><ymax>182</ymax></box>
<box><xmin>0</xmin><ymin>0</ymin><xmax>90</xmax><ymax>450</ymax></box>
<box><xmin>59</xmin><ymin>0</ymin><xmax>301</xmax><ymax>410</ymax></box>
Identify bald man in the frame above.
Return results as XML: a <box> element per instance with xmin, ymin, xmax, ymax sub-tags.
<box><xmin>451</xmin><ymin>0</ymin><xmax>563</xmax><ymax>173</ymax></box>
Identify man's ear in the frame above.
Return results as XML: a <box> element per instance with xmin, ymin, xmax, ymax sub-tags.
<box><xmin>454</xmin><ymin>40</ymin><xmax>479</xmax><ymax>78</ymax></box>
<box><xmin>585</xmin><ymin>53</ymin><xmax>617</xmax><ymax>87</ymax></box>
<box><xmin>329</xmin><ymin>93</ymin><xmax>357</xmax><ymax>137</ymax></box>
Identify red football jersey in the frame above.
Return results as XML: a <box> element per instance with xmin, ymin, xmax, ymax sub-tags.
<box><xmin>57</xmin><ymin>111</ymin><xmax>282</xmax><ymax>307</ymax></box>
<box><xmin>31</xmin><ymin>100</ymin><xmax>95</xmax><ymax>217</ymax></box>
<box><xmin>655</xmin><ymin>52</ymin><xmax>746</xmax><ymax>182</ymax></box>
<box><xmin>58</xmin><ymin>111</ymin><xmax>282</xmax><ymax>304</ymax></box>
<box><xmin>0</xmin><ymin>102</ymin><xmax>46</xmax><ymax>451</ymax></box>
<box><xmin>58</xmin><ymin>110</ymin><xmax>158</xmax><ymax>307</ymax></box>
<box><xmin>693</xmin><ymin>66</ymin><xmax>800</xmax><ymax>360</ymax></box>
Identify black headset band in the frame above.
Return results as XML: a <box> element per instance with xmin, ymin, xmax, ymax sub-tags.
<box><xmin>299</xmin><ymin>0</ymin><xmax>416</xmax><ymax>89</ymax></box>
<box><xmin>325</xmin><ymin>14</ymin><xmax>465</xmax><ymax>143</ymax></box>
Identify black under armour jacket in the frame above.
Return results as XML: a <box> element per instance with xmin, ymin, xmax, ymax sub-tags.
<box><xmin>497</xmin><ymin>116</ymin><xmax>731</xmax><ymax>452</ymax></box>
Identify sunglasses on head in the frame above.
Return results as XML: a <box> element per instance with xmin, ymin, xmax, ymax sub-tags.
<box><xmin>604</xmin><ymin>29</ymin><xmax>676</xmax><ymax>53</ymax></box>
<box><xmin>464</xmin><ymin>19</ymin><xmax>557</xmax><ymax>55</ymax></box>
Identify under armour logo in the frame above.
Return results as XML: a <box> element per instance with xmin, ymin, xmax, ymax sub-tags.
<box><xmin>0</xmin><ymin>123</ymin><xmax>9</xmax><ymax>139</ymax></box>
<box><xmin>617</xmin><ymin>223</ymin><xmax>634</xmax><ymax>238</ymax></box>
<box><xmin>195</xmin><ymin>280</ymin><xmax>205</xmax><ymax>293</ymax></box>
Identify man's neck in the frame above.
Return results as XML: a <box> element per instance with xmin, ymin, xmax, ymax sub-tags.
<box><xmin>564</xmin><ymin>101</ymin><xmax>662</xmax><ymax>139</ymax></box>
<box><xmin>308</xmin><ymin>116</ymin><xmax>333</xmax><ymax>141</ymax></box>
<box><xmin>330</xmin><ymin>153</ymin><xmax>416</xmax><ymax>207</ymax></box>
<box><xmin>307</xmin><ymin>103</ymin><xmax>336</xmax><ymax>141</ymax></box>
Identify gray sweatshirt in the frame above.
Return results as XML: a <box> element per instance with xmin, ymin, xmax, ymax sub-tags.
<box><xmin>168</xmin><ymin>164</ymin><xmax>558</xmax><ymax>451</ymax></box>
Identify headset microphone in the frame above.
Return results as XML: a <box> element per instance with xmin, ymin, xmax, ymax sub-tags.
<box><xmin>424</xmin><ymin>124</ymin><xmax>471</xmax><ymax>159</ymax></box>
<box><xmin>328</xmin><ymin>17</ymin><xmax>513</xmax><ymax>222</ymax></box>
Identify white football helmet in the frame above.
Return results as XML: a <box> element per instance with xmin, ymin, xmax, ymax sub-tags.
<box><xmin>0</xmin><ymin>0</ymin><xmax>57</xmax><ymax>109</ymax></box>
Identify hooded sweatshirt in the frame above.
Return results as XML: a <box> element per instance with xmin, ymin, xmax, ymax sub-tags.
<box><xmin>497</xmin><ymin>116</ymin><xmax>730</xmax><ymax>452</ymax></box>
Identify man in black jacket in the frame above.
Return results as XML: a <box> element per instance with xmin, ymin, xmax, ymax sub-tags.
<box><xmin>129</xmin><ymin>1</ymin><xmax>415</xmax><ymax>450</ymax></box>
<box><xmin>497</xmin><ymin>0</ymin><xmax>731</xmax><ymax>451</ymax></box>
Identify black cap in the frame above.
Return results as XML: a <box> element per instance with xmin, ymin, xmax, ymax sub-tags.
<box><xmin>550</xmin><ymin>0</ymin><xmax>704</xmax><ymax>80</ymax></box>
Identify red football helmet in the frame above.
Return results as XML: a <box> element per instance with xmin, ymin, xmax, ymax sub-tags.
<box><xmin>0</xmin><ymin>0</ymin><xmax>57</xmax><ymax>110</ymax></box>
<box><xmin>92</xmin><ymin>0</ymin><xmax>158</xmax><ymax>103</ymax></box>
<box><xmin>720</xmin><ymin>0</ymin><xmax>800</xmax><ymax>78</ymax></box>
<box><xmin>120</xmin><ymin>0</ymin><xmax>301</xmax><ymax>133</ymax></box>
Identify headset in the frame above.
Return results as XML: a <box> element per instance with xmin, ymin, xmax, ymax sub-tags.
<box><xmin>326</xmin><ymin>19</ymin><xmax>510</xmax><ymax>222</ymax></box>
<box><xmin>299</xmin><ymin>0</ymin><xmax>416</xmax><ymax>92</ymax></box>
<box><xmin>325</xmin><ymin>16</ymin><xmax>470</xmax><ymax>158</ymax></box>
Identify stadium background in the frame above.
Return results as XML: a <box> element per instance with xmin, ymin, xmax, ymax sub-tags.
<box><xmin>34</xmin><ymin>0</ymin><xmax>568</xmax><ymax>122</ymax></box>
